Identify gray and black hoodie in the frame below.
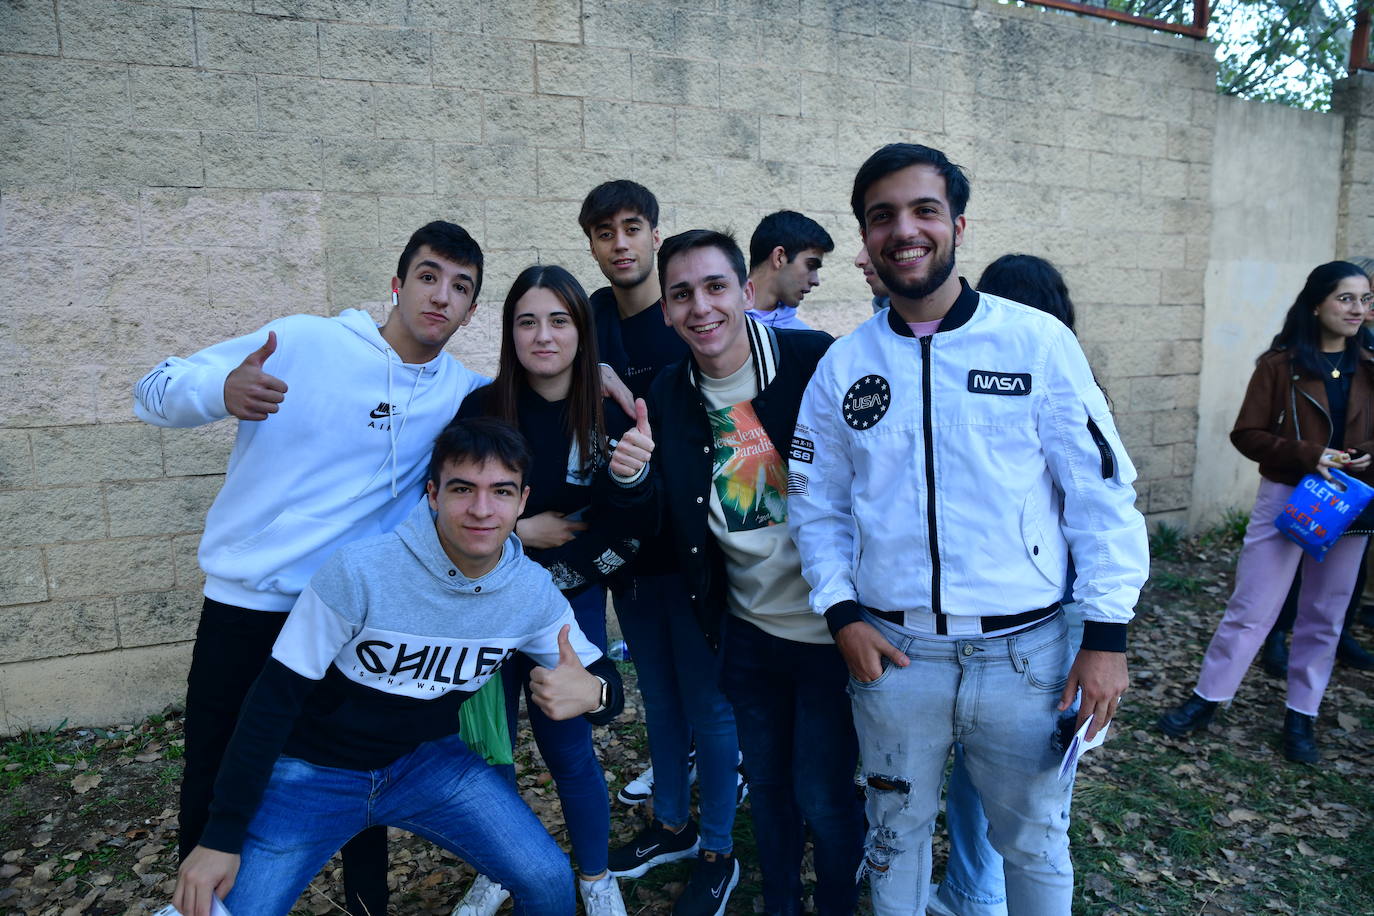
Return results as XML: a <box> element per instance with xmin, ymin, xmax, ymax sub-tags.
<box><xmin>199</xmin><ymin>498</ymin><xmax>623</xmax><ymax>854</ymax></box>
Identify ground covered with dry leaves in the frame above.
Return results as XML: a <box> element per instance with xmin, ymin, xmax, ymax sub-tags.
<box><xmin>3</xmin><ymin>520</ymin><xmax>1372</xmax><ymax>915</ymax></box>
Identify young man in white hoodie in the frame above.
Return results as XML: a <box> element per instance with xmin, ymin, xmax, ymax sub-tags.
<box><xmin>135</xmin><ymin>221</ymin><xmax>490</xmax><ymax>916</ymax></box>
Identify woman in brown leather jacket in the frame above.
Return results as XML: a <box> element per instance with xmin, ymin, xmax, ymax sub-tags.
<box><xmin>1158</xmin><ymin>261</ymin><xmax>1374</xmax><ymax>762</ymax></box>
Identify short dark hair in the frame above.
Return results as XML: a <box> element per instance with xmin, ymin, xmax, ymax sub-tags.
<box><xmin>578</xmin><ymin>180</ymin><xmax>660</xmax><ymax>236</ymax></box>
<box><xmin>397</xmin><ymin>221</ymin><xmax>485</xmax><ymax>301</ymax></box>
<box><xmin>977</xmin><ymin>254</ymin><xmax>1076</xmax><ymax>333</ymax></box>
<box><xmin>850</xmin><ymin>143</ymin><xmax>971</xmax><ymax>230</ymax></box>
<box><xmin>428</xmin><ymin>417</ymin><xmax>532</xmax><ymax>487</ymax></box>
<box><xmin>658</xmin><ymin>230</ymin><xmax>747</xmax><ymax>297</ymax></box>
<box><xmin>748</xmin><ymin>210</ymin><xmax>835</xmax><ymax>270</ymax></box>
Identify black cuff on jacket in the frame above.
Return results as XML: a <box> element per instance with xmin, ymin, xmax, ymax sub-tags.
<box><xmin>584</xmin><ymin>655</ymin><xmax>625</xmax><ymax>726</ymax></box>
<box><xmin>1080</xmin><ymin>621</ymin><xmax>1128</xmax><ymax>653</ymax></box>
<box><xmin>824</xmin><ymin>600</ymin><xmax>865</xmax><ymax>639</ymax></box>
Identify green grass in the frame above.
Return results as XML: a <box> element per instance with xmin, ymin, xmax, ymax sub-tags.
<box><xmin>1199</xmin><ymin>506</ymin><xmax>1251</xmax><ymax>549</ymax></box>
<box><xmin>1149</xmin><ymin>522</ymin><xmax>1185</xmax><ymax>561</ymax></box>
<box><xmin>52</xmin><ymin>841</ymin><xmax>125</xmax><ymax>884</ymax></box>
<box><xmin>1153</xmin><ymin>572</ymin><xmax>1207</xmax><ymax>594</ymax></box>
<box><xmin>0</xmin><ymin>721</ymin><xmax>94</xmax><ymax>791</ymax></box>
<box><xmin>1071</xmin><ymin>720</ymin><xmax>1373</xmax><ymax>915</ymax></box>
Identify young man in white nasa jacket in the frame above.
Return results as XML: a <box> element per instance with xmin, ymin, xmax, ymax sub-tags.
<box><xmin>135</xmin><ymin>221</ymin><xmax>490</xmax><ymax>916</ymax></box>
<box><xmin>788</xmin><ymin>143</ymin><xmax>1149</xmax><ymax>915</ymax></box>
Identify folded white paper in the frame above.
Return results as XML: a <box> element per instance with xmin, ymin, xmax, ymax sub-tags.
<box><xmin>1058</xmin><ymin>714</ymin><xmax>1109</xmax><ymax>780</ymax></box>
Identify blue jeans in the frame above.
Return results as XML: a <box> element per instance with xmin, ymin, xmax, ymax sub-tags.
<box><xmin>181</xmin><ymin>599</ymin><xmax>388</xmax><ymax>916</ymax></box>
<box><xmin>937</xmin><ymin>745</ymin><xmax>1008</xmax><ymax>916</ymax></box>
<box><xmin>719</xmin><ymin>615</ymin><xmax>863</xmax><ymax>916</ymax></box>
<box><xmin>938</xmin><ymin>607</ymin><xmax>1083</xmax><ymax>916</ymax></box>
<box><xmin>500</xmin><ymin>585</ymin><xmax>610</xmax><ymax>876</ymax></box>
<box><xmin>613</xmin><ymin>573</ymin><xmax>738</xmax><ymax>853</ymax></box>
<box><xmin>850</xmin><ymin>612</ymin><xmax>1075</xmax><ymax>916</ymax></box>
<box><xmin>226</xmin><ymin>734</ymin><xmax>574</xmax><ymax>916</ymax></box>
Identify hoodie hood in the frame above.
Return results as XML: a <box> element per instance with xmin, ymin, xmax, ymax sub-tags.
<box><xmin>336</xmin><ymin>308</ymin><xmax>449</xmax><ymax>371</ymax></box>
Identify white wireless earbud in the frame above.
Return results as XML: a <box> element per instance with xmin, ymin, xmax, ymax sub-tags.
<box><xmin>391</xmin><ymin>287</ymin><xmax>399</xmax><ymax>306</ymax></box>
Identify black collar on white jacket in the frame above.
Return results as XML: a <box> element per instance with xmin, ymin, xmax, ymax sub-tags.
<box><xmin>686</xmin><ymin>316</ymin><xmax>780</xmax><ymax>392</ymax></box>
<box><xmin>884</xmin><ymin>277</ymin><xmax>980</xmax><ymax>337</ymax></box>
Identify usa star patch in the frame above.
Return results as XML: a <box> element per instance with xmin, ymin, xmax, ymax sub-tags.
<box><xmin>842</xmin><ymin>375</ymin><xmax>891</xmax><ymax>430</ymax></box>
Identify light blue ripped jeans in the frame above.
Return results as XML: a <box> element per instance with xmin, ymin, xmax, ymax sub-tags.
<box><xmin>849</xmin><ymin>610</ymin><xmax>1075</xmax><ymax>916</ymax></box>
<box><xmin>936</xmin><ymin>603</ymin><xmax>1084</xmax><ymax>916</ymax></box>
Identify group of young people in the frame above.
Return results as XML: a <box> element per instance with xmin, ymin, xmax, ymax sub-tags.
<box><xmin>143</xmin><ymin>142</ymin><xmax>1154</xmax><ymax>916</ymax></box>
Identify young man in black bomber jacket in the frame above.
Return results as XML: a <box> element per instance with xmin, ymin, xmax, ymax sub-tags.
<box><xmin>610</xmin><ymin>230</ymin><xmax>865</xmax><ymax>916</ymax></box>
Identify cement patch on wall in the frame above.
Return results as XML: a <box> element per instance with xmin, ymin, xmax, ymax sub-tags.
<box><xmin>1190</xmin><ymin>96</ymin><xmax>1345</xmax><ymax>529</ymax></box>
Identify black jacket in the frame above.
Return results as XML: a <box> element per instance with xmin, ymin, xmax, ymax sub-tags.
<box><xmin>625</xmin><ymin>320</ymin><xmax>832</xmax><ymax>649</ymax></box>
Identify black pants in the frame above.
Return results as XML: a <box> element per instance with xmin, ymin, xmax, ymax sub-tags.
<box><xmin>180</xmin><ymin>597</ymin><xmax>389</xmax><ymax>916</ymax></box>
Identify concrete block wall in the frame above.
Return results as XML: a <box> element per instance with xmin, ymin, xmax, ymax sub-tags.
<box><xmin>0</xmin><ymin>0</ymin><xmax>1222</xmax><ymax>731</ymax></box>
<box><xmin>1335</xmin><ymin>71</ymin><xmax>1374</xmax><ymax>261</ymax></box>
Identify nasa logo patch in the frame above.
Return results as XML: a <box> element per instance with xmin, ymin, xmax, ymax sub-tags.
<box><xmin>843</xmin><ymin>375</ymin><xmax>891</xmax><ymax>430</ymax></box>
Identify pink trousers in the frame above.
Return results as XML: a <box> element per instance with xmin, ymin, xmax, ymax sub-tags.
<box><xmin>1194</xmin><ymin>478</ymin><xmax>1366</xmax><ymax>716</ymax></box>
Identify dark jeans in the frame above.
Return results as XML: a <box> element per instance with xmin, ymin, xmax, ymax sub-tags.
<box><xmin>180</xmin><ymin>597</ymin><xmax>389</xmax><ymax>916</ymax></box>
<box><xmin>497</xmin><ymin>585</ymin><xmax>611</xmax><ymax>876</ymax></box>
<box><xmin>614</xmin><ymin>574</ymin><xmax>739</xmax><ymax>853</ymax></box>
<box><xmin>720</xmin><ymin>615</ymin><xmax>864</xmax><ymax>916</ymax></box>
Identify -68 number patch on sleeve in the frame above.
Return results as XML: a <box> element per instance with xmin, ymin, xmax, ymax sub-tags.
<box><xmin>843</xmin><ymin>375</ymin><xmax>891</xmax><ymax>430</ymax></box>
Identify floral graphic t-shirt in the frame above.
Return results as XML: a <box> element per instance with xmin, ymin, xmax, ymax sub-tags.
<box><xmin>708</xmin><ymin>399</ymin><xmax>788</xmax><ymax>532</ymax></box>
<box><xmin>697</xmin><ymin>358</ymin><xmax>828</xmax><ymax>644</ymax></box>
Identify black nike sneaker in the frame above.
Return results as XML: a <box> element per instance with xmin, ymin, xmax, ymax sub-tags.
<box><xmin>607</xmin><ymin>819</ymin><xmax>699</xmax><ymax>878</ymax></box>
<box><xmin>672</xmin><ymin>850</ymin><xmax>739</xmax><ymax>916</ymax></box>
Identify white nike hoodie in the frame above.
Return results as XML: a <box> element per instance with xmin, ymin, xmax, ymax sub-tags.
<box><xmin>134</xmin><ymin>309</ymin><xmax>487</xmax><ymax>610</ymax></box>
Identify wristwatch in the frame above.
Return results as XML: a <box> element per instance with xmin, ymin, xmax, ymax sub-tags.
<box><xmin>592</xmin><ymin>675</ymin><xmax>610</xmax><ymax>715</ymax></box>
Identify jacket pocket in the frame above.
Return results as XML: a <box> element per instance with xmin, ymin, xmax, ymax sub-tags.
<box><xmin>1020</xmin><ymin>490</ymin><xmax>1068</xmax><ymax>588</ymax></box>
<box><xmin>1082</xmin><ymin>390</ymin><xmax>1136</xmax><ymax>487</ymax></box>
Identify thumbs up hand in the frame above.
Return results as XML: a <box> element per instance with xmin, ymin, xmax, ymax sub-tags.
<box><xmin>529</xmin><ymin>624</ymin><xmax>603</xmax><ymax>721</ymax></box>
<box><xmin>610</xmin><ymin>398</ymin><xmax>655</xmax><ymax>478</ymax></box>
<box><xmin>224</xmin><ymin>331</ymin><xmax>289</xmax><ymax>421</ymax></box>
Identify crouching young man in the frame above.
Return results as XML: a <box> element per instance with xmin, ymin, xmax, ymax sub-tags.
<box><xmin>174</xmin><ymin>418</ymin><xmax>623</xmax><ymax>916</ymax></box>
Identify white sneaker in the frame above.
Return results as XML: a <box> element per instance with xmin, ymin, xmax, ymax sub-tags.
<box><xmin>617</xmin><ymin>763</ymin><xmax>655</xmax><ymax>805</ymax></box>
<box><xmin>452</xmin><ymin>873</ymin><xmax>510</xmax><ymax>916</ymax></box>
<box><xmin>617</xmin><ymin>751</ymin><xmax>698</xmax><ymax>806</ymax></box>
<box><xmin>579</xmin><ymin>873</ymin><xmax>628</xmax><ymax>916</ymax></box>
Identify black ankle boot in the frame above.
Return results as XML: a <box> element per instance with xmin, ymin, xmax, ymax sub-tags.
<box><xmin>1157</xmin><ymin>694</ymin><xmax>1218</xmax><ymax>737</ymax></box>
<box><xmin>1336</xmin><ymin>632</ymin><xmax>1374</xmax><ymax>670</ymax></box>
<box><xmin>1282</xmin><ymin>709</ymin><xmax>1319</xmax><ymax>763</ymax></box>
<box><xmin>1261</xmin><ymin>628</ymin><xmax>1289</xmax><ymax>678</ymax></box>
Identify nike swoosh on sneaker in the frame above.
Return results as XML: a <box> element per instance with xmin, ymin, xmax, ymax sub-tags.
<box><xmin>634</xmin><ymin>844</ymin><xmax>660</xmax><ymax>858</ymax></box>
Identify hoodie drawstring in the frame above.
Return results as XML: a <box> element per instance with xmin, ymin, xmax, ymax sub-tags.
<box><xmin>390</xmin><ymin>359</ymin><xmax>425</xmax><ymax>496</ymax></box>
<box><xmin>355</xmin><ymin>348</ymin><xmax>430</xmax><ymax>499</ymax></box>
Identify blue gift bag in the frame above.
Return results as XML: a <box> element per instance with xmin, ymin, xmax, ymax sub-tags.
<box><xmin>1274</xmin><ymin>469</ymin><xmax>1374</xmax><ymax>560</ymax></box>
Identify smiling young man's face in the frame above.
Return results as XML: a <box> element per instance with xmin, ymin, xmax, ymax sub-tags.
<box><xmin>861</xmin><ymin>163</ymin><xmax>965</xmax><ymax>306</ymax></box>
<box><xmin>661</xmin><ymin>244</ymin><xmax>755</xmax><ymax>379</ymax></box>
<box><xmin>426</xmin><ymin>456</ymin><xmax>529</xmax><ymax>579</ymax></box>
